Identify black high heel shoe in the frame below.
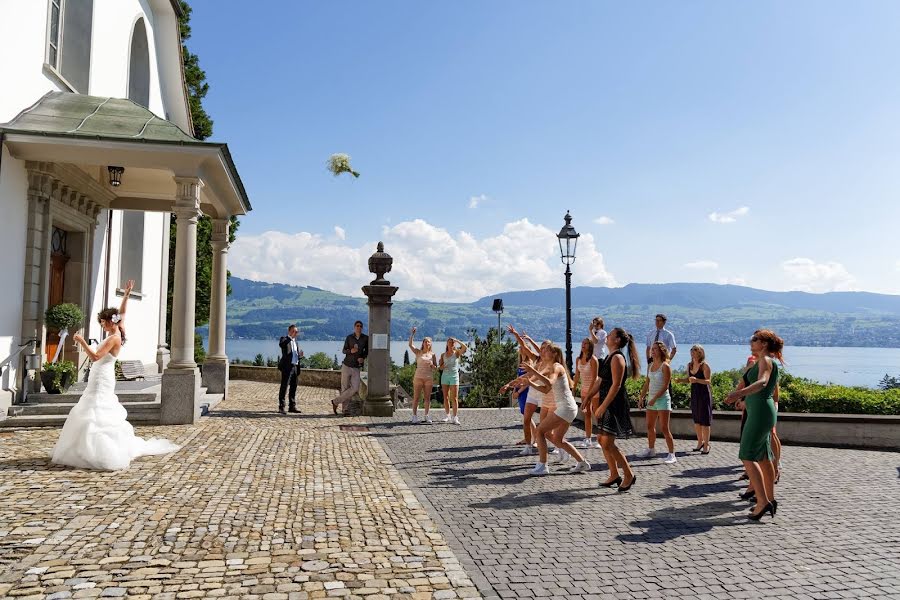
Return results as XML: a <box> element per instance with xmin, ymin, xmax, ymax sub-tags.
<box><xmin>748</xmin><ymin>502</ymin><xmax>775</xmax><ymax>521</ymax></box>
<box><xmin>771</xmin><ymin>499</ymin><xmax>778</xmax><ymax>515</ymax></box>
<box><xmin>618</xmin><ymin>474</ymin><xmax>637</xmax><ymax>492</ymax></box>
<box><xmin>599</xmin><ymin>476</ymin><xmax>622</xmax><ymax>488</ymax></box>
<box><xmin>739</xmin><ymin>489</ymin><xmax>756</xmax><ymax>501</ymax></box>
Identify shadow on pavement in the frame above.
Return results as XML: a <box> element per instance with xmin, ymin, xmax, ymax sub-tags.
<box><xmin>672</xmin><ymin>464</ymin><xmax>744</xmax><ymax>479</ymax></box>
<box><xmin>643</xmin><ymin>479</ymin><xmax>738</xmax><ymax>500</ymax></box>
<box><xmin>617</xmin><ymin>499</ymin><xmax>746</xmax><ymax>544</ymax></box>
<box><xmin>468</xmin><ymin>487</ymin><xmax>599</xmax><ymax>510</ymax></box>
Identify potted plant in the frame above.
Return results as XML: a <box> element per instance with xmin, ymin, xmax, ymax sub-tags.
<box><xmin>45</xmin><ymin>303</ymin><xmax>84</xmax><ymax>363</ymax></box>
<box><xmin>41</xmin><ymin>360</ymin><xmax>77</xmax><ymax>394</ymax></box>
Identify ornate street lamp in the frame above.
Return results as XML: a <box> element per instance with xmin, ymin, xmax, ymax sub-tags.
<box><xmin>557</xmin><ymin>211</ymin><xmax>579</xmax><ymax>373</ymax></box>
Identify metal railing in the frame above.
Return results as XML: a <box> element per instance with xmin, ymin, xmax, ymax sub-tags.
<box><xmin>1</xmin><ymin>339</ymin><xmax>38</xmax><ymax>405</ymax></box>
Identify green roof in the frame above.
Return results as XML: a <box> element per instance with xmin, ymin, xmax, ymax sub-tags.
<box><xmin>2</xmin><ymin>92</ymin><xmax>196</xmax><ymax>142</ymax></box>
<box><xmin>1</xmin><ymin>92</ymin><xmax>252</xmax><ymax>213</ymax></box>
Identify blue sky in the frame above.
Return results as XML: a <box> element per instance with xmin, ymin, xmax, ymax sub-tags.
<box><xmin>189</xmin><ymin>1</ymin><xmax>900</xmax><ymax>301</ymax></box>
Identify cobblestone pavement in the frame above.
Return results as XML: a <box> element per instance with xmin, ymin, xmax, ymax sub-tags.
<box><xmin>0</xmin><ymin>382</ymin><xmax>479</xmax><ymax>600</ymax></box>
<box><xmin>370</xmin><ymin>408</ymin><xmax>900</xmax><ymax>600</ymax></box>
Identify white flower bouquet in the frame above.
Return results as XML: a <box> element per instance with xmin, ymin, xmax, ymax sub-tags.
<box><xmin>327</xmin><ymin>153</ymin><xmax>360</xmax><ymax>178</ymax></box>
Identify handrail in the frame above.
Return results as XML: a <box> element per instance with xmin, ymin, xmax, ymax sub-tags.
<box><xmin>0</xmin><ymin>340</ymin><xmax>37</xmax><ymax>377</ymax></box>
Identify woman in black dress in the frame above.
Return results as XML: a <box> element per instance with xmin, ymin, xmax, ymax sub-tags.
<box><xmin>676</xmin><ymin>344</ymin><xmax>713</xmax><ymax>454</ymax></box>
<box><xmin>587</xmin><ymin>327</ymin><xmax>642</xmax><ymax>491</ymax></box>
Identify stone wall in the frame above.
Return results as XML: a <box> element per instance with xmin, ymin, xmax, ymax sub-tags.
<box><xmin>229</xmin><ymin>365</ymin><xmax>341</xmax><ymax>390</ymax></box>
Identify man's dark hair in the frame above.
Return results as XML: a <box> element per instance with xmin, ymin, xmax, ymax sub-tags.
<box><xmin>655</xmin><ymin>314</ymin><xmax>667</xmax><ymax>323</ymax></box>
<box><xmin>354</xmin><ymin>320</ymin><xmax>364</xmax><ymax>327</ymax></box>
<box><xmin>288</xmin><ymin>324</ymin><xmax>298</xmax><ymax>331</ymax></box>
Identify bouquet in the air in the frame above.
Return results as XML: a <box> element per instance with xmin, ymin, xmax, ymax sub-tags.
<box><xmin>327</xmin><ymin>153</ymin><xmax>360</xmax><ymax>178</ymax></box>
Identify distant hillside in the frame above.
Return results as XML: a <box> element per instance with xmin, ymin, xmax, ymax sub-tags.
<box><xmin>209</xmin><ymin>278</ymin><xmax>900</xmax><ymax>348</ymax></box>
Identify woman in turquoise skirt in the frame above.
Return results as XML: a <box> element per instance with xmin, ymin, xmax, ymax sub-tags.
<box><xmin>439</xmin><ymin>337</ymin><xmax>468</xmax><ymax>425</ymax></box>
<box><xmin>726</xmin><ymin>329</ymin><xmax>783</xmax><ymax>520</ymax></box>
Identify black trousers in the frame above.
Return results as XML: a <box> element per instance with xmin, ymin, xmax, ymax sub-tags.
<box><xmin>278</xmin><ymin>365</ymin><xmax>298</xmax><ymax>410</ymax></box>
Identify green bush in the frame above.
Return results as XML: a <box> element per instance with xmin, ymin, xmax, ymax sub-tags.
<box><xmin>45</xmin><ymin>303</ymin><xmax>84</xmax><ymax>331</ymax></box>
<box><xmin>306</xmin><ymin>352</ymin><xmax>334</xmax><ymax>370</ymax></box>
<box><xmin>461</xmin><ymin>327</ymin><xmax>517</xmax><ymax>408</ymax></box>
<box><xmin>621</xmin><ymin>366</ymin><xmax>900</xmax><ymax>415</ymax></box>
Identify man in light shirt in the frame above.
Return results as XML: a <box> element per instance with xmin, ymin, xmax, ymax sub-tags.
<box><xmin>277</xmin><ymin>324</ymin><xmax>304</xmax><ymax>414</ymax></box>
<box><xmin>646</xmin><ymin>313</ymin><xmax>677</xmax><ymax>366</ymax></box>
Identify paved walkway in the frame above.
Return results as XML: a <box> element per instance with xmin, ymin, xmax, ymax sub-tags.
<box><xmin>372</xmin><ymin>408</ymin><xmax>900</xmax><ymax>600</ymax></box>
<box><xmin>0</xmin><ymin>382</ymin><xmax>479</xmax><ymax>600</ymax></box>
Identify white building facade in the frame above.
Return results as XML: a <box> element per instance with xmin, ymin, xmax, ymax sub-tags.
<box><xmin>0</xmin><ymin>0</ymin><xmax>250</xmax><ymax>423</ymax></box>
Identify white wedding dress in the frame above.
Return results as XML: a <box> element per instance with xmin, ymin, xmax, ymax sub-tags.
<box><xmin>51</xmin><ymin>353</ymin><xmax>179</xmax><ymax>470</ymax></box>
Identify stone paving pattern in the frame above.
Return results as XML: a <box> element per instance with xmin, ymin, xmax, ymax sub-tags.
<box><xmin>0</xmin><ymin>382</ymin><xmax>479</xmax><ymax>600</ymax></box>
<box><xmin>372</xmin><ymin>408</ymin><xmax>900</xmax><ymax>599</ymax></box>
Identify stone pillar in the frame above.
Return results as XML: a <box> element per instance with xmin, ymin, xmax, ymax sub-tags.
<box><xmin>202</xmin><ymin>217</ymin><xmax>230</xmax><ymax>396</ymax></box>
<box><xmin>19</xmin><ymin>169</ymin><xmax>52</xmax><ymax>394</ymax></box>
<box><xmin>156</xmin><ymin>212</ymin><xmax>171</xmax><ymax>373</ymax></box>
<box><xmin>362</xmin><ymin>242</ymin><xmax>398</xmax><ymax>417</ymax></box>
<box><xmin>160</xmin><ymin>177</ymin><xmax>203</xmax><ymax>425</ymax></box>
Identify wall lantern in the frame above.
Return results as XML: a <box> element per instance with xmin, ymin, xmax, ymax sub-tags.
<box><xmin>108</xmin><ymin>166</ymin><xmax>125</xmax><ymax>187</ymax></box>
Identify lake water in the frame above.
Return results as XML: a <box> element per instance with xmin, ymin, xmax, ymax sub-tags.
<box><xmin>218</xmin><ymin>338</ymin><xmax>900</xmax><ymax>389</ymax></box>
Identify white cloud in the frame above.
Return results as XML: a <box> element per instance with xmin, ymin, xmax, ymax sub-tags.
<box><xmin>230</xmin><ymin>218</ymin><xmax>617</xmax><ymax>302</ymax></box>
<box><xmin>708</xmin><ymin>206</ymin><xmax>749</xmax><ymax>223</ymax></box>
<box><xmin>333</xmin><ymin>226</ymin><xmax>346</xmax><ymax>240</ymax></box>
<box><xmin>719</xmin><ymin>276</ymin><xmax>748</xmax><ymax>286</ymax></box>
<box><xmin>781</xmin><ymin>258</ymin><xmax>857</xmax><ymax>293</ymax></box>
<box><xmin>593</xmin><ymin>216</ymin><xmax>615</xmax><ymax>225</ymax></box>
<box><xmin>684</xmin><ymin>260</ymin><xmax>719</xmax><ymax>270</ymax></box>
<box><xmin>468</xmin><ymin>194</ymin><xmax>488</xmax><ymax>209</ymax></box>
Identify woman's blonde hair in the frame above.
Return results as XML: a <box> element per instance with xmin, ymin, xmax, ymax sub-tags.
<box><xmin>651</xmin><ymin>341</ymin><xmax>670</xmax><ymax>364</ymax></box>
<box><xmin>690</xmin><ymin>344</ymin><xmax>706</xmax><ymax>363</ymax></box>
<box><xmin>421</xmin><ymin>337</ymin><xmax>432</xmax><ymax>350</ymax></box>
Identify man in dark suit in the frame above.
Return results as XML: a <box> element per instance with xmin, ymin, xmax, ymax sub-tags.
<box><xmin>278</xmin><ymin>324</ymin><xmax>304</xmax><ymax>414</ymax></box>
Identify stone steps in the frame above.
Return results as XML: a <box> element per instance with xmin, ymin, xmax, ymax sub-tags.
<box><xmin>7</xmin><ymin>400</ymin><xmax>162</xmax><ymax>416</ymax></box>
<box><xmin>0</xmin><ymin>405</ymin><xmax>162</xmax><ymax>427</ymax></box>
<box><xmin>23</xmin><ymin>392</ymin><xmax>158</xmax><ymax>405</ymax></box>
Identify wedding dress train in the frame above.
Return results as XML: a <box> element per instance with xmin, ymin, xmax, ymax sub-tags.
<box><xmin>51</xmin><ymin>353</ymin><xmax>179</xmax><ymax>470</ymax></box>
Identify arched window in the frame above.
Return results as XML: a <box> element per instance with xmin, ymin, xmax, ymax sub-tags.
<box><xmin>128</xmin><ymin>18</ymin><xmax>150</xmax><ymax>108</ymax></box>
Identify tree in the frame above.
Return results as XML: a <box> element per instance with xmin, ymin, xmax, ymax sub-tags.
<box><xmin>461</xmin><ymin>327</ymin><xmax>518</xmax><ymax>408</ymax></box>
<box><xmin>878</xmin><ymin>374</ymin><xmax>900</xmax><ymax>390</ymax></box>
<box><xmin>253</xmin><ymin>353</ymin><xmax>264</xmax><ymax>367</ymax></box>
<box><xmin>166</xmin><ymin>2</ymin><xmax>240</xmax><ymax>360</ymax></box>
<box><xmin>332</xmin><ymin>354</ymin><xmax>340</xmax><ymax>370</ymax></box>
<box><xmin>403</xmin><ymin>350</ymin><xmax>410</xmax><ymax>366</ymax></box>
<box><xmin>307</xmin><ymin>352</ymin><xmax>334</xmax><ymax>370</ymax></box>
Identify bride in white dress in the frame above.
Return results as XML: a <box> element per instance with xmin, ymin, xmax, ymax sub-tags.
<box><xmin>51</xmin><ymin>280</ymin><xmax>179</xmax><ymax>470</ymax></box>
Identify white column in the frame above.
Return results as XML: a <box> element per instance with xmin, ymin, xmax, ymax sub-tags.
<box><xmin>167</xmin><ymin>177</ymin><xmax>202</xmax><ymax>369</ymax></box>
<box><xmin>156</xmin><ymin>212</ymin><xmax>171</xmax><ymax>373</ymax></box>
<box><xmin>207</xmin><ymin>218</ymin><xmax>229</xmax><ymax>360</ymax></box>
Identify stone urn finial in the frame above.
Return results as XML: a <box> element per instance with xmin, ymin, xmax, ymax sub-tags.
<box><xmin>368</xmin><ymin>241</ymin><xmax>392</xmax><ymax>285</ymax></box>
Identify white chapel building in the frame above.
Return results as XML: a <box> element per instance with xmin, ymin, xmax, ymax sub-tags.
<box><xmin>0</xmin><ymin>0</ymin><xmax>250</xmax><ymax>424</ymax></box>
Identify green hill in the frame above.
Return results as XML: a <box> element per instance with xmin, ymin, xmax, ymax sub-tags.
<box><xmin>210</xmin><ymin>278</ymin><xmax>900</xmax><ymax>347</ymax></box>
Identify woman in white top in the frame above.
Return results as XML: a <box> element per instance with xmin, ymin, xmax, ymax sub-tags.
<box><xmin>408</xmin><ymin>327</ymin><xmax>438</xmax><ymax>423</ymax></box>
<box><xmin>520</xmin><ymin>344</ymin><xmax>591</xmax><ymax>475</ymax></box>
<box><xmin>589</xmin><ymin>317</ymin><xmax>609</xmax><ymax>360</ymax></box>
<box><xmin>638</xmin><ymin>341</ymin><xmax>677</xmax><ymax>464</ymax></box>
<box><xmin>572</xmin><ymin>338</ymin><xmax>599</xmax><ymax>449</ymax></box>
<box><xmin>501</xmin><ymin>326</ymin><xmax>552</xmax><ymax>455</ymax></box>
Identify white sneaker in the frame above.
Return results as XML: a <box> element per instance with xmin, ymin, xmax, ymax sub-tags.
<box><xmin>558</xmin><ymin>452</ymin><xmax>572</xmax><ymax>465</ymax></box>
<box><xmin>453</xmin><ymin>416</ymin><xmax>460</xmax><ymax>425</ymax></box>
<box><xmin>588</xmin><ymin>438</ymin><xmax>600</xmax><ymax>448</ymax></box>
<box><xmin>663</xmin><ymin>453</ymin><xmax>677</xmax><ymax>464</ymax></box>
<box><xmin>441</xmin><ymin>413</ymin><xmax>451</xmax><ymax>423</ymax></box>
<box><xmin>424</xmin><ymin>415</ymin><xmax>433</xmax><ymax>424</ymax></box>
<box><xmin>529</xmin><ymin>462</ymin><xmax>549</xmax><ymax>476</ymax></box>
<box><xmin>574</xmin><ymin>439</ymin><xmax>590</xmax><ymax>449</ymax></box>
<box><xmin>637</xmin><ymin>447</ymin><xmax>655</xmax><ymax>458</ymax></box>
<box><xmin>572</xmin><ymin>461</ymin><xmax>592</xmax><ymax>473</ymax></box>
<box><xmin>549</xmin><ymin>448</ymin><xmax>560</xmax><ymax>455</ymax></box>
<box><xmin>411</xmin><ymin>414</ymin><xmax>419</xmax><ymax>424</ymax></box>
<box><xmin>519</xmin><ymin>444</ymin><xmax>535</xmax><ymax>456</ymax></box>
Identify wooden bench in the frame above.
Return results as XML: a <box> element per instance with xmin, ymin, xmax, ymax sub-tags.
<box><xmin>116</xmin><ymin>360</ymin><xmax>146</xmax><ymax>381</ymax></box>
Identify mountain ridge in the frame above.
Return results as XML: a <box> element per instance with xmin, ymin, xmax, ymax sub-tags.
<box><xmin>214</xmin><ymin>277</ymin><xmax>900</xmax><ymax>347</ymax></box>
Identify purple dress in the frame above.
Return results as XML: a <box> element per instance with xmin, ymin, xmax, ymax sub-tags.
<box><xmin>689</xmin><ymin>363</ymin><xmax>713</xmax><ymax>426</ymax></box>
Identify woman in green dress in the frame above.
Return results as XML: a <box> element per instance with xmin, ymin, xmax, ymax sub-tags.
<box><xmin>726</xmin><ymin>329</ymin><xmax>783</xmax><ymax>520</ymax></box>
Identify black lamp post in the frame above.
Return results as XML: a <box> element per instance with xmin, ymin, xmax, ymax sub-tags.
<box><xmin>557</xmin><ymin>211</ymin><xmax>579</xmax><ymax>373</ymax></box>
<box><xmin>492</xmin><ymin>298</ymin><xmax>504</xmax><ymax>341</ymax></box>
